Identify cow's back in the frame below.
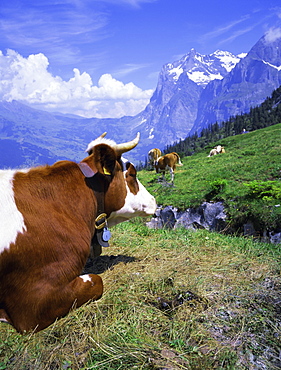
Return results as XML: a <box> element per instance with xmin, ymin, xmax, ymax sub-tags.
<box><xmin>0</xmin><ymin>162</ymin><xmax>96</xmax><ymax>332</ymax></box>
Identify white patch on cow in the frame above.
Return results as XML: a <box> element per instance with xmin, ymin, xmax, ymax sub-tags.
<box><xmin>80</xmin><ymin>275</ymin><xmax>92</xmax><ymax>283</ymax></box>
<box><xmin>0</xmin><ymin>318</ymin><xmax>9</xmax><ymax>323</ymax></box>
<box><xmin>0</xmin><ymin>170</ymin><xmax>27</xmax><ymax>254</ymax></box>
<box><xmin>85</xmin><ymin>137</ymin><xmax>117</xmax><ymax>154</ymax></box>
<box><xmin>108</xmin><ymin>177</ymin><xmax>157</xmax><ymax>227</ymax></box>
<box><xmin>120</xmin><ymin>156</ymin><xmax>129</xmax><ymax>171</ymax></box>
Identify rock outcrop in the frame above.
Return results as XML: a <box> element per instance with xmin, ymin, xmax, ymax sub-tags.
<box><xmin>148</xmin><ymin>202</ymin><xmax>281</xmax><ymax>244</ymax></box>
<box><xmin>148</xmin><ymin>202</ymin><xmax>227</xmax><ymax>231</ymax></box>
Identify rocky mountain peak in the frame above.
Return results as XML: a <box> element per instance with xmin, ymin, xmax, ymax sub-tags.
<box><xmin>248</xmin><ymin>31</ymin><xmax>281</xmax><ymax>67</ymax></box>
<box><xmin>164</xmin><ymin>49</ymin><xmax>243</xmax><ymax>87</ymax></box>
<box><xmin>190</xmin><ymin>31</ymin><xmax>281</xmax><ymax>136</ymax></box>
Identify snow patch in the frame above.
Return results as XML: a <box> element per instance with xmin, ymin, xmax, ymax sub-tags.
<box><xmin>237</xmin><ymin>52</ymin><xmax>247</xmax><ymax>59</ymax></box>
<box><xmin>212</xmin><ymin>50</ymin><xmax>242</xmax><ymax>72</ymax></box>
<box><xmin>168</xmin><ymin>66</ymin><xmax>184</xmax><ymax>80</ymax></box>
<box><xmin>187</xmin><ymin>71</ymin><xmax>223</xmax><ymax>85</ymax></box>
<box><xmin>149</xmin><ymin>128</ymin><xmax>154</xmax><ymax>139</ymax></box>
<box><xmin>262</xmin><ymin>60</ymin><xmax>281</xmax><ymax>71</ymax></box>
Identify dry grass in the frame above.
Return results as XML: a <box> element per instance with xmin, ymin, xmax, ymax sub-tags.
<box><xmin>0</xmin><ymin>222</ymin><xmax>280</xmax><ymax>369</ymax></box>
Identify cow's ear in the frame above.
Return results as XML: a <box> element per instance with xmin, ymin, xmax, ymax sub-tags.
<box><xmin>92</xmin><ymin>144</ymin><xmax>117</xmax><ymax>176</ymax></box>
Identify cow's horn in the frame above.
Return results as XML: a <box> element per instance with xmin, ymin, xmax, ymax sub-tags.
<box><xmin>100</xmin><ymin>132</ymin><xmax>107</xmax><ymax>138</ymax></box>
<box><xmin>114</xmin><ymin>132</ymin><xmax>140</xmax><ymax>156</ymax></box>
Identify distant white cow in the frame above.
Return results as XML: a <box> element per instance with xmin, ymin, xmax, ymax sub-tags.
<box><xmin>208</xmin><ymin>145</ymin><xmax>225</xmax><ymax>157</ymax></box>
<box><xmin>208</xmin><ymin>148</ymin><xmax>217</xmax><ymax>157</ymax></box>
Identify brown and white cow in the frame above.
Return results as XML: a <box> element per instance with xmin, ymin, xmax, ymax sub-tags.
<box><xmin>154</xmin><ymin>152</ymin><xmax>183</xmax><ymax>183</ymax></box>
<box><xmin>148</xmin><ymin>148</ymin><xmax>162</xmax><ymax>167</ymax></box>
<box><xmin>207</xmin><ymin>145</ymin><xmax>225</xmax><ymax>157</ymax></box>
<box><xmin>0</xmin><ymin>133</ymin><xmax>156</xmax><ymax>333</ymax></box>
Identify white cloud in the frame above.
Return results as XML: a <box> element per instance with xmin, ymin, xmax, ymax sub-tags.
<box><xmin>264</xmin><ymin>27</ymin><xmax>281</xmax><ymax>43</ymax></box>
<box><xmin>0</xmin><ymin>50</ymin><xmax>153</xmax><ymax>118</ymax></box>
<box><xmin>113</xmin><ymin>63</ymin><xmax>150</xmax><ymax>78</ymax></box>
<box><xmin>200</xmin><ymin>15</ymin><xmax>251</xmax><ymax>42</ymax></box>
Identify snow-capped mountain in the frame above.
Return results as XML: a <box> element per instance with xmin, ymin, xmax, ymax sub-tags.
<box><xmin>190</xmin><ymin>32</ymin><xmax>281</xmax><ymax>135</ymax></box>
<box><xmin>166</xmin><ymin>49</ymin><xmax>244</xmax><ymax>87</ymax></box>
<box><xmin>129</xmin><ymin>49</ymin><xmax>245</xmax><ymax>152</ymax></box>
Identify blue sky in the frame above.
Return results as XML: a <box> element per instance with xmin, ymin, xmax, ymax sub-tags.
<box><xmin>0</xmin><ymin>0</ymin><xmax>281</xmax><ymax>118</ymax></box>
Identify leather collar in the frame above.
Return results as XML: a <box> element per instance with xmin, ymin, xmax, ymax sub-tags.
<box><xmin>78</xmin><ymin>162</ymin><xmax>111</xmax><ymax>257</ymax></box>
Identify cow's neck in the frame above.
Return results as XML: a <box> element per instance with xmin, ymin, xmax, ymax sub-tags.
<box><xmin>78</xmin><ymin>162</ymin><xmax>111</xmax><ymax>253</ymax></box>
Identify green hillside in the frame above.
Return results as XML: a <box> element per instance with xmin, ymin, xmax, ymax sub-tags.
<box><xmin>164</xmin><ymin>84</ymin><xmax>281</xmax><ymax>158</ymax></box>
<box><xmin>139</xmin><ymin>123</ymin><xmax>281</xmax><ymax>234</ymax></box>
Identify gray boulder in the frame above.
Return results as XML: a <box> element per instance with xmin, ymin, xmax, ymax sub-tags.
<box><xmin>147</xmin><ymin>202</ymin><xmax>227</xmax><ymax>231</ymax></box>
<box><xmin>147</xmin><ymin>203</ymin><xmax>281</xmax><ymax>245</ymax></box>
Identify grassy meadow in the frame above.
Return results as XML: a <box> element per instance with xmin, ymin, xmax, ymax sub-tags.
<box><xmin>140</xmin><ymin>123</ymin><xmax>281</xmax><ymax>232</ymax></box>
<box><xmin>0</xmin><ymin>124</ymin><xmax>280</xmax><ymax>369</ymax></box>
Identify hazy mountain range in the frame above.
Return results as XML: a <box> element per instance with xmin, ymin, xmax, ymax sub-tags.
<box><xmin>1</xmin><ymin>32</ymin><xmax>281</xmax><ymax>168</ymax></box>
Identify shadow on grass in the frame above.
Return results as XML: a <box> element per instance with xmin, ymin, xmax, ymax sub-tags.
<box><xmin>82</xmin><ymin>254</ymin><xmax>138</xmax><ymax>274</ymax></box>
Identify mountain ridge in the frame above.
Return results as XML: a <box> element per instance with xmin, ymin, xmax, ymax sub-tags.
<box><xmin>190</xmin><ymin>33</ymin><xmax>281</xmax><ymax>135</ymax></box>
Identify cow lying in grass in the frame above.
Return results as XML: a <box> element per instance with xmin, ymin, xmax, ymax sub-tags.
<box><xmin>0</xmin><ymin>132</ymin><xmax>157</xmax><ymax>333</ymax></box>
<box><xmin>208</xmin><ymin>145</ymin><xmax>225</xmax><ymax>157</ymax></box>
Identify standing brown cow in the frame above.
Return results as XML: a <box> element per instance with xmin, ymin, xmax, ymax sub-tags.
<box><xmin>155</xmin><ymin>152</ymin><xmax>183</xmax><ymax>183</ymax></box>
<box><xmin>148</xmin><ymin>148</ymin><xmax>162</xmax><ymax>167</ymax></box>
